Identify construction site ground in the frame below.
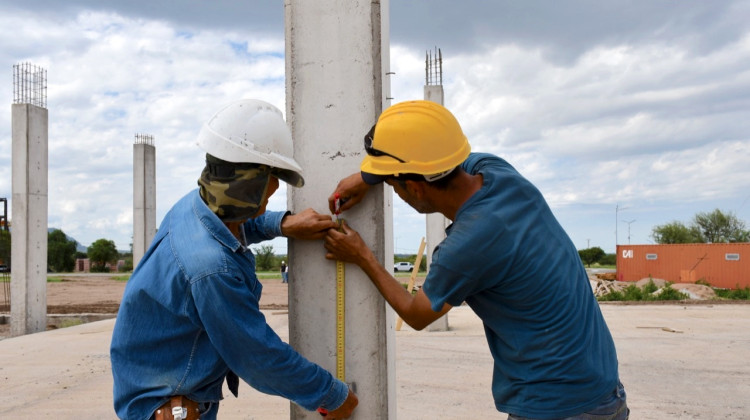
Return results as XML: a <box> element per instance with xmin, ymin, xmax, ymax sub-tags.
<box><xmin>0</xmin><ymin>273</ymin><xmax>748</xmax><ymax>419</ymax></box>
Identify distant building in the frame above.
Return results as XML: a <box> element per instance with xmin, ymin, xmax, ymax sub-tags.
<box><xmin>74</xmin><ymin>258</ymin><xmax>125</xmax><ymax>273</ymax></box>
<box><xmin>616</xmin><ymin>243</ymin><xmax>750</xmax><ymax>289</ymax></box>
<box><xmin>75</xmin><ymin>258</ymin><xmax>91</xmax><ymax>272</ymax></box>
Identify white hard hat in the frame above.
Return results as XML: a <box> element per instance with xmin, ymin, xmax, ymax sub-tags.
<box><xmin>197</xmin><ymin>99</ymin><xmax>304</xmax><ymax>187</ymax></box>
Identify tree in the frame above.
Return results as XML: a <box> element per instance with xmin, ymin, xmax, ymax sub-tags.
<box><xmin>253</xmin><ymin>244</ymin><xmax>275</xmax><ymax>271</ymax></box>
<box><xmin>651</xmin><ymin>209</ymin><xmax>750</xmax><ymax>244</ymax></box>
<box><xmin>651</xmin><ymin>221</ymin><xmax>702</xmax><ymax>244</ymax></box>
<box><xmin>578</xmin><ymin>247</ymin><xmax>605</xmax><ymax>267</ymax></box>
<box><xmin>692</xmin><ymin>209</ymin><xmax>749</xmax><ymax>243</ymax></box>
<box><xmin>48</xmin><ymin>229</ymin><xmax>77</xmax><ymax>272</ymax></box>
<box><xmin>88</xmin><ymin>238</ymin><xmax>118</xmax><ymax>272</ymax></box>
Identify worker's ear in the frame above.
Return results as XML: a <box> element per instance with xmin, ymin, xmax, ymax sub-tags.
<box><xmin>404</xmin><ymin>179</ymin><xmax>428</xmax><ymax>199</ymax></box>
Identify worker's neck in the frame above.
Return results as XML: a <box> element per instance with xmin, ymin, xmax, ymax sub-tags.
<box><xmin>433</xmin><ymin>172</ymin><xmax>483</xmax><ymax>221</ymax></box>
<box><xmin>224</xmin><ymin>221</ymin><xmax>246</xmax><ymax>244</ymax></box>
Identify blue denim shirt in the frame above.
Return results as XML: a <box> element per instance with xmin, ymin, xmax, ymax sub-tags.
<box><xmin>110</xmin><ymin>189</ymin><xmax>347</xmax><ymax>420</ymax></box>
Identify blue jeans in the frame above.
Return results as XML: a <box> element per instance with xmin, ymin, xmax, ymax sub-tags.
<box><xmin>508</xmin><ymin>382</ymin><xmax>629</xmax><ymax>420</ymax></box>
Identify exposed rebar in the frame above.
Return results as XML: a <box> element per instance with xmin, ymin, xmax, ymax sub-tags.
<box><xmin>425</xmin><ymin>47</ymin><xmax>443</xmax><ymax>86</ymax></box>
<box><xmin>134</xmin><ymin>133</ymin><xmax>155</xmax><ymax>146</ymax></box>
<box><xmin>13</xmin><ymin>63</ymin><xmax>47</xmax><ymax>108</ymax></box>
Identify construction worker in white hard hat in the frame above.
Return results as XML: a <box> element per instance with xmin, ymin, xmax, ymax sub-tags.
<box><xmin>111</xmin><ymin>99</ymin><xmax>358</xmax><ymax>420</ymax></box>
<box><xmin>324</xmin><ymin>100</ymin><xmax>628</xmax><ymax>420</ymax></box>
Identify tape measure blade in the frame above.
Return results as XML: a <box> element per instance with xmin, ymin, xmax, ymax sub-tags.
<box><xmin>336</xmin><ymin>259</ymin><xmax>346</xmax><ymax>381</ymax></box>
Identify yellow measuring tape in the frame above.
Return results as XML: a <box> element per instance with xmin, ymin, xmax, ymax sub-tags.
<box><xmin>333</xmin><ymin>193</ymin><xmax>346</xmax><ymax>382</ymax></box>
<box><xmin>335</xmin><ymin>256</ymin><xmax>346</xmax><ymax>381</ymax></box>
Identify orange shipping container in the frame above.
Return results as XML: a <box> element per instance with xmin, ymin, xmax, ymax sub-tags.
<box><xmin>616</xmin><ymin>243</ymin><xmax>750</xmax><ymax>289</ymax></box>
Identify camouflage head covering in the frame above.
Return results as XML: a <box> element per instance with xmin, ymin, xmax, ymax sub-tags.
<box><xmin>198</xmin><ymin>154</ymin><xmax>272</xmax><ymax>222</ymax></box>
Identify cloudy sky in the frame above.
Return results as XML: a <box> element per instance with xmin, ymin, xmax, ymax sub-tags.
<box><xmin>1</xmin><ymin>0</ymin><xmax>749</xmax><ymax>257</ymax></box>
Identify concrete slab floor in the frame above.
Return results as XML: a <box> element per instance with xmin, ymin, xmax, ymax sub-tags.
<box><xmin>0</xmin><ymin>304</ymin><xmax>748</xmax><ymax>419</ymax></box>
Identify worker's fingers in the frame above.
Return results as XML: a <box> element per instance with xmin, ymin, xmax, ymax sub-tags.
<box><xmin>327</xmin><ymin>173</ymin><xmax>370</xmax><ymax>214</ymax></box>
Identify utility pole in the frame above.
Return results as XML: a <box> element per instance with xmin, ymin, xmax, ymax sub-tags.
<box><xmin>615</xmin><ymin>203</ymin><xmax>630</xmax><ymax>248</ymax></box>
<box><xmin>622</xmin><ymin>219</ymin><xmax>636</xmax><ymax>245</ymax></box>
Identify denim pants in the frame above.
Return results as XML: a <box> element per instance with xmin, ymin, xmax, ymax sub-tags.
<box><xmin>508</xmin><ymin>382</ymin><xmax>629</xmax><ymax>420</ymax></box>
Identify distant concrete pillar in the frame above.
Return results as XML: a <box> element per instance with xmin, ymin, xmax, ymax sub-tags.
<box><xmin>285</xmin><ymin>1</ymin><xmax>395</xmax><ymax>418</ymax></box>
<box><xmin>424</xmin><ymin>49</ymin><xmax>449</xmax><ymax>332</ymax></box>
<box><xmin>133</xmin><ymin>134</ymin><xmax>156</xmax><ymax>269</ymax></box>
<box><xmin>10</xmin><ymin>63</ymin><xmax>49</xmax><ymax>336</ymax></box>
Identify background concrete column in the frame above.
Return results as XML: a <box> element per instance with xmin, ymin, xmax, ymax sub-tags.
<box><xmin>285</xmin><ymin>1</ymin><xmax>395</xmax><ymax>418</ymax></box>
<box><xmin>11</xmin><ymin>103</ymin><xmax>48</xmax><ymax>336</ymax></box>
<box><xmin>424</xmin><ymin>84</ymin><xmax>449</xmax><ymax>332</ymax></box>
<box><xmin>133</xmin><ymin>135</ymin><xmax>156</xmax><ymax>269</ymax></box>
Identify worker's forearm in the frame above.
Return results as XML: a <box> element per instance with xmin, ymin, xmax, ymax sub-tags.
<box><xmin>357</xmin><ymin>253</ymin><xmax>421</xmax><ymax>325</ymax></box>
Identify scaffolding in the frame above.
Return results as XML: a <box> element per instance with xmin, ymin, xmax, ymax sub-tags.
<box><xmin>134</xmin><ymin>133</ymin><xmax>154</xmax><ymax>146</ymax></box>
<box><xmin>425</xmin><ymin>47</ymin><xmax>443</xmax><ymax>86</ymax></box>
<box><xmin>13</xmin><ymin>63</ymin><xmax>47</xmax><ymax>109</ymax></box>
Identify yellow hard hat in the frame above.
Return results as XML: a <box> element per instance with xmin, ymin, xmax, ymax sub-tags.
<box><xmin>360</xmin><ymin>100</ymin><xmax>470</xmax><ymax>184</ymax></box>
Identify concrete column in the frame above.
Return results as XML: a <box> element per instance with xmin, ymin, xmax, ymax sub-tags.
<box><xmin>133</xmin><ymin>138</ymin><xmax>156</xmax><ymax>269</ymax></box>
<box><xmin>10</xmin><ymin>103</ymin><xmax>48</xmax><ymax>336</ymax></box>
<box><xmin>424</xmin><ymin>84</ymin><xmax>449</xmax><ymax>332</ymax></box>
<box><xmin>285</xmin><ymin>1</ymin><xmax>395</xmax><ymax>418</ymax></box>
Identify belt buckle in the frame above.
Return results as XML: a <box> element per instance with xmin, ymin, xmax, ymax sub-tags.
<box><xmin>172</xmin><ymin>406</ymin><xmax>188</xmax><ymax>420</ymax></box>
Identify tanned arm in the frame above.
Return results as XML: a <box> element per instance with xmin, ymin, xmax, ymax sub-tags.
<box><xmin>324</xmin><ymin>221</ymin><xmax>451</xmax><ymax>330</ymax></box>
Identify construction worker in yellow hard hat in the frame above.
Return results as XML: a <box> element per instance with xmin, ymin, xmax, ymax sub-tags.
<box><xmin>111</xmin><ymin>99</ymin><xmax>358</xmax><ymax>420</ymax></box>
<box><xmin>324</xmin><ymin>100</ymin><xmax>628</xmax><ymax>419</ymax></box>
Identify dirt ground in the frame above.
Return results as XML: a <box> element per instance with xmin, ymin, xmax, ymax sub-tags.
<box><xmin>1</xmin><ymin>273</ymin><xmax>746</xmax><ymax>336</ymax></box>
<box><xmin>1</xmin><ymin>274</ymin><xmax>749</xmax><ymax>418</ymax></box>
<box><xmin>0</xmin><ymin>273</ymin><xmax>296</xmax><ymax>338</ymax></box>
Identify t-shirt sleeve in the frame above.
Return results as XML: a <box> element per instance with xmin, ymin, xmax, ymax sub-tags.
<box><xmin>420</xmin><ymin>237</ymin><xmax>492</xmax><ymax>312</ymax></box>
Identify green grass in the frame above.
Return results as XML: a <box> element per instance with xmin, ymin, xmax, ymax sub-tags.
<box><xmin>59</xmin><ymin>319</ymin><xmax>85</xmax><ymax>328</ymax></box>
<box><xmin>47</xmin><ymin>277</ymin><xmax>64</xmax><ymax>283</ymax></box>
<box><xmin>590</xmin><ymin>263</ymin><xmax>616</xmax><ymax>269</ymax></box>
<box><xmin>255</xmin><ymin>271</ymin><xmax>282</xmax><ymax>280</ymax></box>
<box><xmin>110</xmin><ymin>275</ymin><xmax>130</xmax><ymax>282</ymax></box>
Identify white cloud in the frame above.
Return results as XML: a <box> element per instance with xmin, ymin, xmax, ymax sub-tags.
<box><xmin>1</xmin><ymin>1</ymin><xmax>749</xmax><ymax>256</ymax></box>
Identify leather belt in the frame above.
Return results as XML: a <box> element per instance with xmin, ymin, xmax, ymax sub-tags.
<box><xmin>154</xmin><ymin>396</ymin><xmax>201</xmax><ymax>420</ymax></box>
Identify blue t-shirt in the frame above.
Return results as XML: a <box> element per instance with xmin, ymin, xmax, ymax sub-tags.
<box><xmin>110</xmin><ymin>190</ymin><xmax>347</xmax><ymax>420</ymax></box>
<box><xmin>423</xmin><ymin>153</ymin><xmax>619</xmax><ymax>419</ymax></box>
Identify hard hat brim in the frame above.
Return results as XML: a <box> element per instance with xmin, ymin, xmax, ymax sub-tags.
<box><xmin>360</xmin><ymin>170</ymin><xmax>388</xmax><ymax>185</ymax></box>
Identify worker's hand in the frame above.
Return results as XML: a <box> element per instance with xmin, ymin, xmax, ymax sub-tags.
<box><xmin>322</xmin><ymin>387</ymin><xmax>358</xmax><ymax>419</ymax></box>
<box><xmin>328</xmin><ymin>173</ymin><xmax>370</xmax><ymax>214</ymax></box>
<box><xmin>281</xmin><ymin>208</ymin><xmax>338</xmax><ymax>240</ymax></box>
<box><xmin>324</xmin><ymin>221</ymin><xmax>371</xmax><ymax>266</ymax></box>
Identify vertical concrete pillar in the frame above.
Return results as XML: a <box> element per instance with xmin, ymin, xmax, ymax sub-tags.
<box><xmin>10</xmin><ymin>103</ymin><xmax>48</xmax><ymax>336</ymax></box>
<box><xmin>285</xmin><ymin>1</ymin><xmax>395</xmax><ymax>418</ymax></box>
<box><xmin>133</xmin><ymin>135</ymin><xmax>156</xmax><ymax>269</ymax></box>
<box><xmin>423</xmin><ymin>85</ymin><xmax>449</xmax><ymax>332</ymax></box>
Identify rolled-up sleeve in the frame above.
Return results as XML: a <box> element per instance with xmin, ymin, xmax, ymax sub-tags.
<box><xmin>242</xmin><ymin>211</ymin><xmax>287</xmax><ymax>244</ymax></box>
<box><xmin>191</xmin><ymin>269</ymin><xmax>348</xmax><ymax>411</ymax></box>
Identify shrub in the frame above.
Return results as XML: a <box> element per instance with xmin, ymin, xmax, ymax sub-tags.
<box><xmin>622</xmin><ymin>285</ymin><xmax>644</xmax><ymax>301</ymax></box>
<box><xmin>642</xmin><ymin>279</ymin><xmax>658</xmax><ymax>294</ymax></box>
<box><xmin>654</xmin><ymin>283</ymin><xmax>690</xmax><ymax>301</ymax></box>
<box><xmin>597</xmin><ymin>290</ymin><xmax>624</xmax><ymax>301</ymax></box>
<box><xmin>722</xmin><ymin>286</ymin><xmax>750</xmax><ymax>300</ymax></box>
<box><xmin>695</xmin><ymin>278</ymin><xmax>712</xmax><ymax>287</ymax></box>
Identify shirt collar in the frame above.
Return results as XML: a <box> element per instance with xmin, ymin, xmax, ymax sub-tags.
<box><xmin>190</xmin><ymin>189</ymin><xmax>244</xmax><ymax>252</ymax></box>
